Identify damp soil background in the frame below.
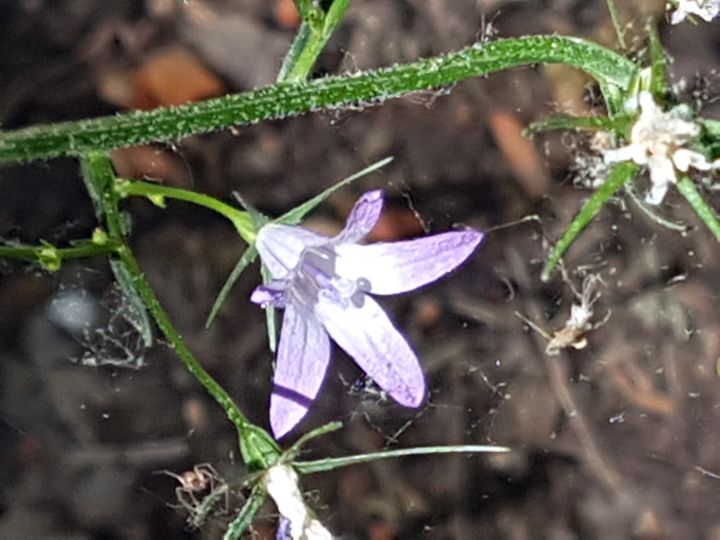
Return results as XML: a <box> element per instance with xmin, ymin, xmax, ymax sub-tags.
<box><xmin>1</xmin><ymin>1</ymin><xmax>720</xmax><ymax>538</ymax></box>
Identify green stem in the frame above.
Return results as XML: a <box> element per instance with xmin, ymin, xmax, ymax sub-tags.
<box><xmin>0</xmin><ymin>36</ymin><xmax>637</xmax><ymax>163</ymax></box>
<box><xmin>116</xmin><ymin>180</ymin><xmax>256</xmax><ymax>244</ymax></box>
<box><xmin>524</xmin><ymin>114</ymin><xmax>630</xmax><ymax>138</ymax></box>
<box><xmin>278</xmin><ymin>0</ymin><xmax>352</xmax><ymax>83</ymax></box>
<box><xmin>293</xmin><ymin>0</ymin><xmax>317</xmax><ymax>22</ymax></box>
<box><xmin>605</xmin><ymin>0</ymin><xmax>626</xmax><ymax>49</ymax></box>
<box><xmin>0</xmin><ymin>240</ymin><xmax>119</xmax><ymax>263</ymax></box>
<box><xmin>81</xmin><ymin>152</ymin><xmax>279</xmax><ymax>470</ymax></box>
<box><xmin>677</xmin><ymin>176</ymin><xmax>720</xmax><ymax>241</ymax></box>
<box><xmin>115</xmin><ymin>245</ymin><xmax>252</xmax><ymax>427</ymax></box>
<box><xmin>541</xmin><ymin>161</ymin><xmax>640</xmax><ymax>281</ymax></box>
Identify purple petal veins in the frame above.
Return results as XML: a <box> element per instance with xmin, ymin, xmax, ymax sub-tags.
<box><xmin>334</xmin><ymin>229</ymin><xmax>483</xmax><ymax>295</ymax></box>
<box><xmin>314</xmin><ymin>294</ymin><xmax>425</xmax><ymax>406</ymax></box>
<box><xmin>255</xmin><ymin>224</ymin><xmax>326</xmax><ymax>279</ymax></box>
<box><xmin>251</xmin><ymin>189</ymin><xmax>483</xmax><ymax>438</ymax></box>
<box><xmin>270</xmin><ymin>303</ymin><xmax>331</xmax><ymax>439</ymax></box>
<box><xmin>334</xmin><ymin>189</ymin><xmax>384</xmax><ymax>244</ymax></box>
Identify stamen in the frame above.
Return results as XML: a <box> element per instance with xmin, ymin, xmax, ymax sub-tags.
<box><xmin>295</xmin><ymin>245</ymin><xmax>364</xmax><ymax>307</ymax></box>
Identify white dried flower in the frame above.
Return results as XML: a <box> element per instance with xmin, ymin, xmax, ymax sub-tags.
<box><xmin>603</xmin><ymin>92</ymin><xmax>716</xmax><ymax>205</ymax></box>
<box><xmin>671</xmin><ymin>0</ymin><xmax>720</xmax><ymax>24</ymax></box>
<box><xmin>264</xmin><ymin>464</ymin><xmax>333</xmax><ymax>540</ymax></box>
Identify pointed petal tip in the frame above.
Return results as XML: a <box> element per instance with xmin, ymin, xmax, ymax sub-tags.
<box><xmin>392</xmin><ymin>383</ymin><xmax>426</xmax><ymax>408</ymax></box>
<box><xmin>444</xmin><ymin>227</ymin><xmax>485</xmax><ymax>262</ymax></box>
<box><xmin>362</xmin><ymin>189</ymin><xmax>384</xmax><ymax>201</ymax></box>
<box><xmin>270</xmin><ymin>393</ymin><xmax>310</xmax><ymax>439</ymax></box>
<box><xmin>461</xmin><ymin>228</ymin><xmax>484</xmax><ymax>249</ymax></box>
<box><xmin>335</xmin><ymin>189</ymin><xmax>386</xmax><ymax>243</ymax></box>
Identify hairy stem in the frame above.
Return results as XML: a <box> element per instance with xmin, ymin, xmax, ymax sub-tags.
<box><xmin>0</xmin><ymin>36</ymin><xmax>636</xmax><ymax>163</ymax></box>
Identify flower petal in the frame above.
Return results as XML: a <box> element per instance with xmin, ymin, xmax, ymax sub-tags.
<box><xmin>334</xmin><ymin>190</ymin><xmax>384</xmax><ymax>244</ymax></box>
<box><xmin>671</xmin><ymin>6</ymin><xmax>688</xmax><ymax>23</ymax></box>
<box><xmin>672</xmin><ymin>148</ymin><xmax>712</xmax><ymax>172</ymax></box>
<box><xmin>315</xmin><ymin>294</ymin><xmax>425</xmax><ymax>407</ymax></box>
<box><xmin>645</xmin><ymin>155</ymin><xmax>676</xmax><ymax>205</ymax></box>
<box><xmin>270</xmin><ymin>303</ymin><xmax>331</xmax><ymax>438</ymax></box>
<box><xmin>603</xmin><ymin>144</ymin><xmax>646</xmax><ymax>165</ymax></box>
<box><xmin>333</xmin><ymin>229</ymin><xmax>483</xmax><ymax>295</ymax></box>
<box><xmin>250</xmin><ymin>280</ymin><xmax>288</xmax><ymax>308</ymax></box>
<box><xmin>256</xmin><ymin>223</ymin><xmax>328</xmax><ymax>280</ymax></box>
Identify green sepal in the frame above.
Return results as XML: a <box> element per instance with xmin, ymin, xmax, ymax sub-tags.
<box><xmin>240</xmin><ymin>424</ymin><xmax>282</xmax><ymax>472</ymax></box>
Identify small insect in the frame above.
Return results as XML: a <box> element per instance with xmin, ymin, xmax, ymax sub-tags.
<box><xmin>160</xmin><ymin>463</ymin><xmax>229</xmax><ymax>528</ymax></box>
<box><xmin>339</xmin><ymin>374</ymin><xmax>388</xmax><ymax>404</ymax></box>
<box><xmin>517</xmin><ymin>274</ymin><xmax>610</xmax><ymax>355</ymax></box>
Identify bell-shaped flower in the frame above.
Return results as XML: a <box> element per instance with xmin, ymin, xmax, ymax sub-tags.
<box><xmin>251</xmin><ymin>190</ymin><xmax>483</xmax><ymax>438</ymax></box>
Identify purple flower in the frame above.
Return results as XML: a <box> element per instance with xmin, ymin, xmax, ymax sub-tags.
<box><xmin>251</xmin><ymin>190</ymin><xmax>483</xmax><ymax>438</ymax></box>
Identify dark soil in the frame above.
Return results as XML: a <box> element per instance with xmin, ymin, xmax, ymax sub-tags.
<box><xmin>1</xmin><ymin>1</ymin><xmax>720</xmax><ymax>538</ymax></box>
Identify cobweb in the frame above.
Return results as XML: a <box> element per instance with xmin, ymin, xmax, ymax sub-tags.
<box><xmin>76</xmin><ymin>274</ymin><xmax>154</xmax><ymax>370</ymax></box>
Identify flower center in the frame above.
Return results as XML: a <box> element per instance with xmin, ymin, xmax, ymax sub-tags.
<box><xmin>294</xmin><ymin>245</ymin><xmax>369</xmax><ymax>308</ymax></box>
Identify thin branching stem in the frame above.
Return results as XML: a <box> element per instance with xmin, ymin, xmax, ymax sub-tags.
<box><xmin>0</xmin><ymin>241</ymin><xmax>119</xmax><ymax>264</ymax></box>
<box><xmin>81</xmin><ymin>152</ymin><xmax>280</xmax><ymax>470</ymax></box>
<box><xmin>116</xmin><ymin>179</ymin><xmax>256</xmax><ymax>243</ymax></box>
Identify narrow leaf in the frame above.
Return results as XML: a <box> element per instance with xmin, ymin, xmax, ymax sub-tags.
<box><xmin>284</xmin><ymin>421</ymin><xmax>343</xmax><ymax>461</ymax></box>
<box><xmin>110</xmin><ymin>259</ymin><xmax>154</xmax><ymax>347</ymax></box>
<box><xmin>278</xmin><ymin>156</ymin><xmax>393</xmax><ymax>225</ymax></box>
<box><xmin>206</xmin><ymin>245</ymin><xmax>259</xmax><ymax>328</ymax></box>
<box><xmin>261</xmin><ymin>264</ymin><xmax>278</xmax><ymax>353</ymax></box>
<box><xmin>647</xmin><ymin>22</ymin><xmax>668</xmax><ymax>100</ymax></box>
<box><xmin>222</xmin><ymin>485</ymin><xmax>267</xmax><ymax>540</ymax></box>
<box><xmin>677</xmin><ymin>176</ymin><xmax>720</xmax><ymax>241</ymax></box>
<box><xmin>542</xmin><ymin>161</ymin><xmax>639</xmax><ymax>281</ymax></box>
<box><xmin>293</xmin><ymin>444</ymin><xmax>510</xmax><ymax>474</ymax></box>
<box><xmin>605</xmin><ymin>0</ymin><xmax>626</xmax><ymax>49</ymax></box>
<box><xmin>524</xmin><ymin>114</ymin><xmax>629</xmax><ymax>138</ymax></box>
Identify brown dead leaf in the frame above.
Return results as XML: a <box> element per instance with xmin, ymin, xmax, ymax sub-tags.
<box><xmin>369</xmin><ymin>522</ymin><xmax>398</xmax><ymax>540</ymax></box>
<box><xmin>489</xmin><ymin>111</ymin><xmax>550</xmax><ymax>198</ymax></box>
<box><xmin>275</xmin><ymin>0</ymin><xmax>301</xmax><ymax>29</ymax></box>
<box><xmin>368</xmin><ymin>207</ymin><xmax>426</xmax><ymax>242</ymax></box>
<box><xmin>131</xmin><ymin>46</ymin><xmax>226</xmax><ymax>109</ymax></box>
<box><xmin>111</xmin><ymin>146</ymin><xmax>190</xmax><ymax>187</ymax></box>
